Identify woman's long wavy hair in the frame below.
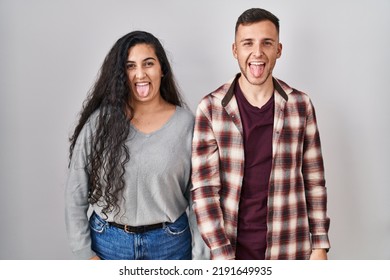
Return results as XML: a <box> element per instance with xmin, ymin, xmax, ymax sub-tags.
<box><xmin>69</xmin><ymin>31</ymin><xmax>185</xmax><ymax>218</ymax></box>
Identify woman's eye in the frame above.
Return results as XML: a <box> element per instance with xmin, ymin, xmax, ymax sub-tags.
<box><xmin>126</xmin><ymin>63</ymin><xmax>136</xmax><ymax>70</ymax></box>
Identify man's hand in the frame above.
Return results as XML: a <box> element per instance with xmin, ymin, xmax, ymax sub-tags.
<box><xmin>310</xmin><ymin>249</ymin><xmax>328</xmax><ymax>260</ymax></box>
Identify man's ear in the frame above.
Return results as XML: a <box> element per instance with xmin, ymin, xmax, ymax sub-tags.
<box><xmin>277</xmin><ymin>42</ymin><xmax>283</xmax><ymax>58</ymax></box>
<box><xmin>232</xmin><ymin>43</ymin><xmax>238</xmax><ymax>59</ymax></box>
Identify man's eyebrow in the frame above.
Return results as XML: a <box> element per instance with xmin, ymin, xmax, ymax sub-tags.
<box><xmin>239</xmin><ymin>38</ymin><xmax>276</xmax><ymax>43</ymax></box>
<box><xmin>239</xmin><ymin>38</ymin><xmax>254</xmax><ymax>43</ymax></box>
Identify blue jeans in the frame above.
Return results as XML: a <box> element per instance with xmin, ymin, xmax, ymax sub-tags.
<box><xmin>89</xmin><ymin>212</ymin><xmax>192</xmax><ymax>260</ymax></box>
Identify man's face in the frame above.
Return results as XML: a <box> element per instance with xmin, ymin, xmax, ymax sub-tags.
<box><xmin>233</xmin><ymin>20</ymin><xmax>282</xmax><ymax>87</ymax></box>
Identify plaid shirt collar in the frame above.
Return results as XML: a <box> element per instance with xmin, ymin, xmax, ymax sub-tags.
<box><xmin>221</xmin><ymin>73</ymin><xmax>289</xmax><ymax>108</ymax></box>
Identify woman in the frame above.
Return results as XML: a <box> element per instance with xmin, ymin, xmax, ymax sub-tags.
<box><xmin>65</xmin><ymin>31</ymin><xmax>195</xmax><ymax>260</ymax></box>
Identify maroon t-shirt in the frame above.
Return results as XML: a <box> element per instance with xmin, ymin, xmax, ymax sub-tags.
<box><xmin>234</xmin><ymin>82</ymin><xmax>274</xmax><ymax>260</ymax></box>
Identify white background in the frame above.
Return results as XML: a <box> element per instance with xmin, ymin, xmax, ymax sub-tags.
<box><xmin>0</xmin><ymin>0</ymin><xmax>389</xmax><ymax>259</ymax></box>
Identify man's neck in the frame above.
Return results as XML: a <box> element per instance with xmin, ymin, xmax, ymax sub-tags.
<box><xmin>238</xmin><ymin>76</ymin><xmax>274</xmax><ymax>108</ymax></box>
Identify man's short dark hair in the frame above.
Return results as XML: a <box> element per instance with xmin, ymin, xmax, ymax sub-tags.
<box><xmin>235</xmin><ymin>8</ymin><xmax>280</xmax><ymax>34</ymax></box>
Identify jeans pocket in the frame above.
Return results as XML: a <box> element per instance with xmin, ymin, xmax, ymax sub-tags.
<box><xmin>89</xmin><ymin>212</ymin><xmax>108</xmax><ymax>234</ymax></box>
<box><xmin>164</xmin><ymin>213</ymin><xmax>189</xmax><ymax>236</ymax></box>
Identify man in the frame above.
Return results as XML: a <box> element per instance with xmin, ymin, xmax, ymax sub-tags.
<box><xmin>191</xmin><ymin>8</ymin><xmax>330</xmax><ymax>260</ymax></box>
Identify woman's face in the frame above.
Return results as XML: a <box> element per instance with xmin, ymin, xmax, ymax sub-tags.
<box><xmin>126</xmin><ymin>43</ymin><xmax>163</xmax><ymax>104</ymax></box>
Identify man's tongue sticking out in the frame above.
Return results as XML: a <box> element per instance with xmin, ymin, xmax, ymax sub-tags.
<box><xmin>249</xmin><ymin>63</ymin><xmax>264</xmax><ymax>78</ymax></box>
<box><xmin>136</xmin><ymin>83</ymin><xmax>150</xmax><ymax>97</ymax></box>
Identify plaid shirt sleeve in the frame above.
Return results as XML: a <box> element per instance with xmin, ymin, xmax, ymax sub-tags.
<box><xmin>191</xmin><ymin>96</ymin><xmax>236</xmax><ymax>260</ymax></box>
<box><xmin>303</xmin><ymin>99</ymin><xmax>330</xmax><ymax>249</ymax></box>
<box><xmin>267</xmin><ymin>80</ymin><xmax>330</xmax><ymax>259</ymax></box>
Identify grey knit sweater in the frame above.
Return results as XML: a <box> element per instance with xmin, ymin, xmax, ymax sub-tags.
<box><xmin>65</xmin><ymin>106</ymin><xmax>196</xmax><ymax>259</ymax></box>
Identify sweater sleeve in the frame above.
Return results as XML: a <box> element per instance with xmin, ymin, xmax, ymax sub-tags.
<box><xmin>65</xmin><ymin>119</ymin><xmax>96</xmax><ymax>259</ymax></box>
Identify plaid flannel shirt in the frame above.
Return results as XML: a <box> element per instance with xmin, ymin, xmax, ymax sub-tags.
<box><xmin>191</xmin><ymin>74</ymin><xmax>330</xmax><ymax>260</ymax></box>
